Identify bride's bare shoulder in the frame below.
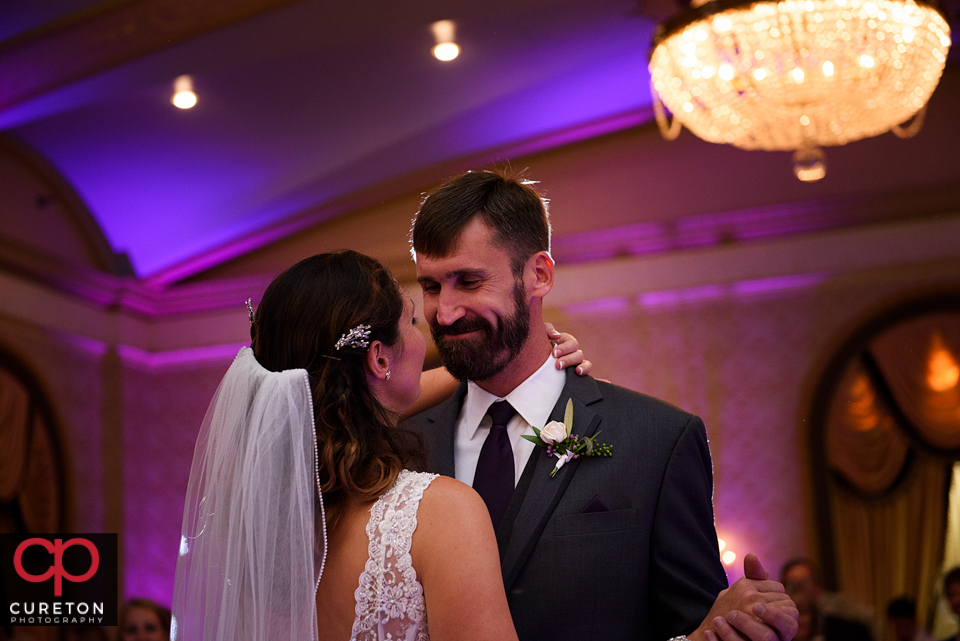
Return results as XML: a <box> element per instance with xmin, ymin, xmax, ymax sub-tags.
<box><xmin>409</xmin><ymin>475</ymin><xmax>519</xmax><ymax>641</ymax></box>
<box><xmin>413</xmin><ymin>475</ymin><xmax>494</xmax><ymax>544</ymax></box>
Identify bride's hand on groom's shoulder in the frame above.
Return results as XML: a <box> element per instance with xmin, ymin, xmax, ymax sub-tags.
<box><xmin>545</xmin><ymin>323</ymin><xmax>594</xmax><ymax>377</ymax></box>
<box><xmin>692</xmin><ymin>553</ymin><xmax>800</xmax><ymax>641</ymax></box>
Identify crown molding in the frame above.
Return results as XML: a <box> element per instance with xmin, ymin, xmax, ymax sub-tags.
<box><xmin>2</xmin><ymin>209</ymin><xmax>958</xmax><ymax>365</ymax></box>
<box><xmin>0</xmin><ymin>237</ymin><xmax>270</xmax><ymax>318</ymax></box>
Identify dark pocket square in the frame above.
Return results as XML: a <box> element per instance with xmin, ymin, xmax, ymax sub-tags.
<box><xmin>579</xmin><ymin>494</ymin><xmax>610</xmax><ymax>513</ymax></box>
<box><xmin>554</xmin><ymin>507</ymin><xmax>640</xmax><ymax>536</ymax></box>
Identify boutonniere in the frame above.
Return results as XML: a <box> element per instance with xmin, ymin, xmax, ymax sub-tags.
<box><xmin>522</xmin><ymin>399</ymin><xmax>612</xmax><ymax>477</ymax></box>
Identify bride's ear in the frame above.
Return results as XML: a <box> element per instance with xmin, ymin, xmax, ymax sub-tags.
<box><xmin>363</xmin><ymin>340</ymin><xmax>392</xmax><ymax>382</ymax></box>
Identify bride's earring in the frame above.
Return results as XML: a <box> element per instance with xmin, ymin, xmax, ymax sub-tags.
<box><xmin>385</xmin><ymin>371</ymin><xmax>391</xmax><ymax>380</ymax></box>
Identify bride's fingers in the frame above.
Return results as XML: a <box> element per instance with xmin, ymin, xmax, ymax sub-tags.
<box><xmin>753</xmin><ymin>602</ymin><xmax>800</xmax><ymax>636</ymax></box>
<box><xmin>545</xmin><ymin>322</ymin><xmax>561</xmax><ymax>340</ymax></box>
<box><xmin>726</xmin><ymin>605</ymin><xmax>799</xmax><ymax>641</ymax></box>
<box><xmin>557</xmin><ymin>351</ymin><xmax>592</xmax><ymax>376</ymax></box>
<box><xmin>724</xmin><ymin>610</ymin><xmax>774</xmax><ymax>641</ymax></box>
<box><xmin>711</xmin><ymin>616</ymin><xmax>750</xmax><ymax>641</ymax></box>
<box><xmin>543</xmin><ymin>323</ymin><xmax>592</xmax><ymax>376</ymax></box>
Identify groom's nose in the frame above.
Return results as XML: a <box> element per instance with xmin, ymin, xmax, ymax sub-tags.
<box><xmin>434</xmin><ymin>289</ymin><xmax>466</xmax><ymax>326</ymax></box>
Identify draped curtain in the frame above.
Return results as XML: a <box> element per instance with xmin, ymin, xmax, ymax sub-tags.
<box><xmin>0</xmin><ymin>360</ymin><xmax>63</xmax><ymax>534</ymax></box>
<box><xmin>824</xmin><ymin>311</ymin><xmax>960</xmax><ymax>629</ymax></box>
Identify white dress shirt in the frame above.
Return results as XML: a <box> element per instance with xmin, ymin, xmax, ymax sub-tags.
<box><xmin>454</xmin><ymin>355</ymin><xmax>567</xmax><ymax>487</ymax></box>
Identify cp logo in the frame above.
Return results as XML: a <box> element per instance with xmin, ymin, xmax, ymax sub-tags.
<box><xmin>14</xmin><ymin>538</ymin><xmax>100</xmax><ymax>596</ymax></box>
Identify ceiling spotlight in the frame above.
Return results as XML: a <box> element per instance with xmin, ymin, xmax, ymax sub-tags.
<box><xmin>172</xmin><ymin>75</ymin><xmax>197</xmax><ymax>109</ymax></box>
<box><xmin>431</xmin><ymin>19</ymin><xmax>459</xmax><ymax>61</ymax></box>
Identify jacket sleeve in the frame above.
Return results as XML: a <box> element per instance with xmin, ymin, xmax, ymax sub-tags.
<box><xmin>648</xmin><ymin>413</ymin><xmax>728</xmax><ymax>640</ymax></box>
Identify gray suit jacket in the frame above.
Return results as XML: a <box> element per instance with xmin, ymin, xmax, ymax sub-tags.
<box><xmin>402</xmin><ymin>371</ymin><xmax>727</xmax><ymax>641</ymax></box>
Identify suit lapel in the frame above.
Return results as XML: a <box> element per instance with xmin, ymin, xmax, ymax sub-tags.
<box><xmin>500</xmin><ymin>372</ymin><xmax>603</xmax><ymax>589</ymax></box>
<box><xmin>419</xmin><ymin>381</ymin><xmax>467</xmax><ymax>478</ymax></box>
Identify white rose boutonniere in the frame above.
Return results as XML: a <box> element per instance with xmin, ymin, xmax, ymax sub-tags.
<box><xmin>522</xmin><ymin>399</ymin><xmax>613</xmax><ymax>477</ymax></box>
<box><xmin>538</xmin><ymin>420</ymin><xmax>568</xmax><ymax>444</ymax></box>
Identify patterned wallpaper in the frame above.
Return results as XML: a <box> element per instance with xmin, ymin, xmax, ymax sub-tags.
<box><xmin>120</xmin><ymin>360</ymin><xmax>231</xmax><ymax>604</ymax></box>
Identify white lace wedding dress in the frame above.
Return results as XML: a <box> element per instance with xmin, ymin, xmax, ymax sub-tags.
<box><xmin>349</xmin><ymin>469</ymin><xmax>438</xmax><ymax>641</ymax></box>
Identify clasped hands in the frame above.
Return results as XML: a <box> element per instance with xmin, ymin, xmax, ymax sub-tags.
<box><xmin>691</xmin><ymin>554</ymin><xmax>800</xmax><ymax>641</ymax></box>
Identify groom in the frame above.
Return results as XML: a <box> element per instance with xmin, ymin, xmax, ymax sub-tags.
<box><xmin>404</xmin><ymin>170</ymin><xmax>796</xmax><ymax>641</ymax></box>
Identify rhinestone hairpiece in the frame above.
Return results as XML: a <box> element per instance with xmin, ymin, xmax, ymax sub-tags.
<box><xmin>245</xmin><ymin>298</ymin><xmax>254</xmax><ymax>323</ymax></box>
<box><xmin>335</xmin><ymin>324</ymin><xmax>371</xmax><ymax>351</ymax></box>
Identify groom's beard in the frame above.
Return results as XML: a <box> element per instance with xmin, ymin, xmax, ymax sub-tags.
<box><xmin>431</xmin><ymin>281</ymin><xmax>530</xmax><ymax>382</ymax></box>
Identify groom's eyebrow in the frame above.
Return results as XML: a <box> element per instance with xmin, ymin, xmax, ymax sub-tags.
<box><xmin>417</xmin><ymin>268</ymin><xmax>485</xmax><ymax>284</ymax></box>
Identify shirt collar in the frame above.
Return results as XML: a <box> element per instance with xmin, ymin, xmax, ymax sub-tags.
<box><xmin>463</xmin><ymin>355</ymin><xmax>567</xmax><ymax>438</ymax></box>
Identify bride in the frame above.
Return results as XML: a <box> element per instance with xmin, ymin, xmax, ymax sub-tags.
<box><xmin>172</xmin><ymin>250</ymin><xmax>588</xmax><ymax>641</ymax></box>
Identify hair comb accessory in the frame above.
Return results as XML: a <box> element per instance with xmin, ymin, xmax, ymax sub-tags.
<box><xmin>335</xmin><ymin>324</ymin><xmax>371</xmax><ymax>351</ymax></box>
<box><xmin>245</xmin><ymin>298</ymin><xmax>255</xmax><ymax>323</ymax></box>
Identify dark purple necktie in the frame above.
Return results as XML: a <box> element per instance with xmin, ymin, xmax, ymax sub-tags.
<box><xmin>472</xmin><ymin>400</ymin><xmax>517</xmax><ymax>530</ymax></box>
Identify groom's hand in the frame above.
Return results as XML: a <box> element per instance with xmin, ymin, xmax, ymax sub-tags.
<box><xmin>693</xmin><ymin>554</ymin><xmax>799</xmax><ymax>641</ymax></box>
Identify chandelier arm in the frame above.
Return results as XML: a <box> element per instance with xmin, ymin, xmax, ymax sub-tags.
<box><xmin>891</xmin><ymin>105</ymin><xmax>927</xmax><ymax>139</ymax></box>
<box><xmin>651</xmin><ymin>81</ymin><xmax>683</xmax><ymax>140</ymax></box>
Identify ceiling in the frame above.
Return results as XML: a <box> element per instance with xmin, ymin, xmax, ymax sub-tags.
<box><xmin>0</xmin><ymin>0</ymin><xmax>675</xmax><ymax>279</ymax></box>
<box><xmin>2</xmin><ymin>0</ymin><xmax>957</xmax><ymax>281</ymax></box>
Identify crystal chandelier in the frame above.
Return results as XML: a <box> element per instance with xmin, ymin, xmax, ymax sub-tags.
<box><xmin>649</xmin><ymin>0</ymin><xmax>951</xmax><ymax>181</ymax></box>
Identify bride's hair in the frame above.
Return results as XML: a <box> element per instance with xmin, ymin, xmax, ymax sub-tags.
<box><xmin>250</xmin><ymin>250</ymin><xmax>426</xmax><ymax>529</ymax></box>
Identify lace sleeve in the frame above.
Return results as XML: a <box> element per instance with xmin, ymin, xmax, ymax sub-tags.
<box><xmin>351</xmin><ymin>470</ymin><xmax>438</xmax><ymax>641</ymax></box>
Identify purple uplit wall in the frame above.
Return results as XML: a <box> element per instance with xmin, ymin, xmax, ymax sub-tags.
<box><xmin>120</xmin><ymin>362</ymin><xmax>228</xmax><ymax>605</ymax></box>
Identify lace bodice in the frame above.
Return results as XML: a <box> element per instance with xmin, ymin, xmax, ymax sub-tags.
<box><xmin>351</xmin><ymin>470</ymin><xmax>438</xmax><ymax>641</ymax></box>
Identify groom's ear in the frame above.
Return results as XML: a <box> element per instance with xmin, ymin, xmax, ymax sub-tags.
<box><xmin>526</xmin><ymin>251</ymin><xmax>555</xmax><ymax>299</ymax></box>
<box><xmin>363</xmin><ymin>340</ymin><xmax>391</xmax><ymax>382</ymax></box>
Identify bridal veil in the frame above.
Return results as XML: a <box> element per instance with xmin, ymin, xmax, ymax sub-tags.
<box><xmin>172</xmin><ymin>347</ymin><xmax>326</xmax><ymax>641</ymax></box>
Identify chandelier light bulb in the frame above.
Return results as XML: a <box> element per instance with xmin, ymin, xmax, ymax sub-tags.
<box><xmin>172</xmin><ymin>75</ymin><xmax>197</xmax><ymax>109</ymax></box>
<box><xmin>713</xmin><ymin>15</ymin><xmax>733</xmax><ymax>31</ymax></box>
<box><xmin>431</xmin><ymin>20</ymin><xmax>459</xmax><ymax>61</ymax></box>
<box><xmin>793</xmin><ymin>146</ymin><xmax>827</xmax><ymax>181</ymax></box>
<box><xmin>823</xmin><ymin>60</ymin><xmax>835</xmax><ymax>76</ymax></box>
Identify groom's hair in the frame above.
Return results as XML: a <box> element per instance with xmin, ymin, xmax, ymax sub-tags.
<box><xmin>411</xmin><ymin>169</ymin><xmax>551</xmax><ymax>278</ymax></box>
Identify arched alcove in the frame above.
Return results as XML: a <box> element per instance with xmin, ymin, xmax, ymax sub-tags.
<box><xmin>0</xmin><ymin>346</ymin><xmax>66</xmax><ymax>535</ymax></box>
<box><xmin>809</xmin><ymin>294</ymin><xmax>960</xmax><ymax>629</ymax></box>
<box><xmin>0</xmin><ymin>133</ymin><xmax>128</xmax><ymax>276</ymax></box>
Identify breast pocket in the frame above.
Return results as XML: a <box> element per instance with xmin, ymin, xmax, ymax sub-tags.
<box><xmin>552</xmin><ymin>507</ymin><xmax>640</xmax><ymax>537</ymax></box>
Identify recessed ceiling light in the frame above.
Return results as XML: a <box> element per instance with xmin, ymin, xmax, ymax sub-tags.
<box><xmin>433</xmin><ymin>42</ymin><xmax>460</xmax><ymax>61</ymax></box>
<box><xmin>172</xmin><ymin>75</ymin><xmax>197</xmax><ymax>109</ymax></box>
<box><xmin>431</xmin><ymin>20</ymin><xmax>459</xmax><ymax>62</ymax></box>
